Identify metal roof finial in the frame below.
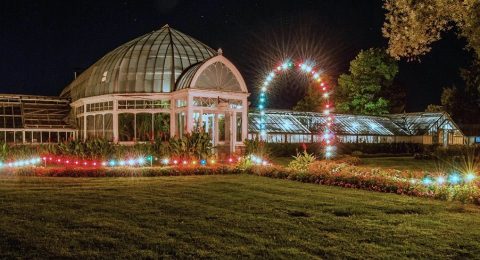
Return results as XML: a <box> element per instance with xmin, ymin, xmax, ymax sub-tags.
<box><xmin>217</xmin><ymin>48</ymin><xmax>223</xmax><ymax>55</ymax></box>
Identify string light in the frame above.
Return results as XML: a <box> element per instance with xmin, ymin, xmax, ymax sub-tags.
<box><xmin>257</xmin><ymin>59</ymin><xmax>335</xmax><ymax>159</ymax></box>
<box><xmin>0</xmin><ymin>157</ymin><xmax>42</xmax><ymax>168</ymax></box>
<box><xmin>42</xmin><ymin>155</ymin><xmax>148</xmax><ymax>168</ymax></box>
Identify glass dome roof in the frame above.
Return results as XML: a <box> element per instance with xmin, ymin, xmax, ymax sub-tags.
<box><xmin>61</xmin><ymin>25</ymin><xmax>216</xmax><ymax>100</ymax></box>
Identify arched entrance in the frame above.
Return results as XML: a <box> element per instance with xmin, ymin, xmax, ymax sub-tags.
<box><xmin>257</xmin><ymin>60</ymin><xmax>335</xmax><ymax>158</ymax></box>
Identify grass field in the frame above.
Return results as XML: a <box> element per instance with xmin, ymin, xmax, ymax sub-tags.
<box><xmin>1</xmin><ymin>175</ymin><xmax>480</xmax><ymax>258</ymax></box>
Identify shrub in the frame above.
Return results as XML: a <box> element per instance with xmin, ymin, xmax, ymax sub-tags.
<box><xmin>287</xmin><ymin>151</ymin><xmax>316</xmax><ymax>172</ymax></box>
<box><xmin>244</xmin><ymin>137</ymin><xmax>270</xmax><ymax>158</ymax></box>
<box><xmin>7</xmin><ymin>165</ymin><xmax>240</xmax><ymax>177</ymax></box>
<box><xmin>243</xmin><ymin>160</ymin><xmax>480</xmax><ymax>204</ymax></box>
<box><xmin>334</xmin><ymin>155</ymin><xmax>362</xmax><ymax>165</ymax></box>
<box><xmin>168</xmin><ymin>132</ymin><xmax>213</xmax><ymax>160</ymax></box>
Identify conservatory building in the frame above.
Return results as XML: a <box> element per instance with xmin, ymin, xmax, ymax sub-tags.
<box><xmin>0</xmin><ymin>24</ymin><xmax>473</xmax><ymax>148</ymax></box>
<box><xmin>60</xmin><ymin>25</ymin><xmax>249</xmax><ymax>153</ymax></box>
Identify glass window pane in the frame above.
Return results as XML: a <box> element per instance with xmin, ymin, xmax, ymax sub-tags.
<box><xmin>6</xmin><ymin>131</ymin><xmax>14</xmax><ymax>143</ymax></box>
<box><xmin>59</xmin><ymin>132</ymin><xmax>67</xmax><ymax>142</ymax></box>
<box><xmin>95</xmin><ymin>114</ymin><xmax>103</xmax><ymax>138</ymax></box>
<box><xmin>176</xmin><ymin>112</ymin><xmax>185</xmax><ymax>137</ymax></box>
<box><xmin>118</xmin><ymin>113</ymin><xmax>135</xmax><ymax>141</ymax></box>
<box><xmin>104</xmin><ymin>114</ymin><xmax>113</xmax><ymax>141</ymax></box>
<box><xmin>136</xmin><ymin>113</ymin><xmax>152</xmax><ymax>141</ymax></box>
<box><xmin>218</xmin><ymin>114</ymin><xmax>225</xmax><ymax>142</ymax></box>
<box><xmin>236</xmin><ymin>112</ymin><xmax>242</xmax><ymax>142</ymax></box>
<box><xmin>25</xmin><ymin>131</ymin><xmax>32</xmax><ymax>143</ymax></box>
<box><xmin>50</xmin><ymin>132</ymin><xmax>58</xmax><ymax>143</ymax></box>
<box><xmin>87</xmin><ymin>115</ymin><xmax>95</xmax><ymax>139</ymax></box>
<box><xmin>33</xmin><ymin>132</ymin><xmax>41</xmax><ymax>143</ymax></box>
<box><xmin>153</xmin><ymin>113</ymin><xmax>170</xmax><ymax>141</ymax></box>
<box><xmin>41</xmin><ymin>132</ymin><xmax>49</xmax><ymax>143</ymax></box>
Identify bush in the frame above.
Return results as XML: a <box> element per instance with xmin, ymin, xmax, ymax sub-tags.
<box><xmin>7</xmin><ymin>165</ymin><xmax>240</xmax><ymax>177</ymax></box>
<box><xmin>334</xmin><ymin>155</ymin><xmax>362</xmax><ymax>165</ymax></box>
<box><xmin>287</xmin><ymin>151</ymin><xmax>316</xmax><ymax>172</ymax></box>
<box><xmin>244</xmin><ymin>161</ymin><xmax>480</xmax><ymax>204</ymax></box>
<box><xmin>244</xmin><ymin>137</ymin><xmax>270</xmax><ymax>158</ymax></box>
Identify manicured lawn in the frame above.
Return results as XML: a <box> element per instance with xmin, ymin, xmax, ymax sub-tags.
<box><xmin>1</xmin><ymin>174</ymin><xmax>479</xmax><ymax>258</ymax></box>
<box><xmin>361</xmin><ymin>156</ymin><xmax>438</xmax><ymax>171</ymax></box>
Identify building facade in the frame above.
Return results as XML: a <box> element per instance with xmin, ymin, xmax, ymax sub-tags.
<box><xmin>249</xmin><ymin>110</ymin><xmax>466</xmax><ymax>146</ymax></box>
<box><xmin>61</xmin><ymin>25</ymin><xmax>249</xmax><ymax>153</ymax></box>
<box><xmin>0</xmin><ymin>25</ymin><xmax>473</xmax><ymax>148</ymax></box>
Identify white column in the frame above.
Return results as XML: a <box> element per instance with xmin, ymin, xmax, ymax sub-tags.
<box><xmin>186</xmin><ymin>94</ymin><xmax>194</xmax><ymax>133</ymax></box>
<box><xmin>83</xmin><ymin>113</ymin><xmax>87</xmax><ymax>141</ymax></box>
<box><xmin>230</xmin><ymin>110</ymin><xmax>235</xmax><ymax>153</ymax></box>
<box><xmin>170</xmin><ymin>98</ymin><xmax>176</xmax><ymax>138</ymax></box>
<box><xmin>242</xmin><ymin>98</ymin><xmax>248</xmax><ymax>142</ymax></box>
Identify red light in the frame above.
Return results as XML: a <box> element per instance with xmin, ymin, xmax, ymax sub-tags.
<box><xmin>228</xmin><ymin>158</ymin><xmax>233</xmax><ymax>163</ymax></box>
<box><xmin>321</xmin><ymin>82</ymin><xmax>325</xmax><ymax>86</ymax></box>
<box><xmin>83</xmin><ymin>162</ymin><xmax>87</xmax><ymax>166</ymax></box>
<box><xmin>42</xmin><ymin>157</ymin><xmax>47</xmax><ymax>160</ymax></box>
<box><xmin>75</xmin><ymin>161</ymin><xmax>79</xmax><ymax>165</ymax></box>
<box><xmin>57</xmin><ymin>159</ymin><xmax>61</xmax><ymax>162</ymax></box>
<box><xmin>66</xmin><ymin>160</ymin><xmax>70</xmax><ymax>164</ymax></box>
<box><xmin>93</xmin><ymin>162</ymin><xmax>97</xmax><ymax>166</ymax></box>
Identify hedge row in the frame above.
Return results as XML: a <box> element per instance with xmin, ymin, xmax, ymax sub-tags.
<box><xmin>3</xmin><ymin>166</ymin><xmax>241</xmax><ymax>177</ymax></box>
<box><xmin>244</xmin><ymin>162</ymin><xmax>480</xmax><ymax>204</ymax></box>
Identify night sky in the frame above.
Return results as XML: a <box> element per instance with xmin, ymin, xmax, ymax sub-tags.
<box><xmin>0</xmin><ymin>0</ymin><xmax>474</xmax><ymax>111</ymax></box>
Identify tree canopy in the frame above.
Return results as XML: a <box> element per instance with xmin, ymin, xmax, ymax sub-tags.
<box><xmin>336</xmin><ymin>48</ymin><xmax>400</xmax><ymax>115</ymax></box>
<box><xmin>383</xmin><ymin>0</ymin><xmax>480</xmax><ymax>60</ymax></box>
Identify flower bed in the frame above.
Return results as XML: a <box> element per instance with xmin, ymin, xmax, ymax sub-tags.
<box><xmin>244</xmin><ymin>161</ymin><xmax>480</xmax><ymax>204</ymax></box>
<box><xmin>2</xmin><ymin>166</ymin><xmax>240</xmax><ymax>178</ymax></box>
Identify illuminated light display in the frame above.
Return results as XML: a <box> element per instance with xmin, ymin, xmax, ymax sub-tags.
<box><xmin>0</xmin><ymin>157</ymin><xmax>42</xmax><ymax>168</ymax></box>
<box><xmin>422</xmin><ymin>177</ymin><xmax>433</xmax><ymax>185</ymax></box>
<box><xmin>257</xmin><ymin>59</ymin><xmax>335</xmax><ymax>159</ymax></box>
<box><xmin>448</xmin><ymin>173</ymin><xmax>461</xmax><ymax>184</ymax></box>
<box><xmin>465</xmin><ymin>172</ymin><xmax>476</xmax><ymax>182</ymax></box>
<box><xmin>42</xmin><ymin>155</ymin><xmax>147</xmax><ymax>168</ymax></box>
<box><xmin>40</xmin><ymin>155</ymin><xmax>233</xmax><ymax>168</ymax></box>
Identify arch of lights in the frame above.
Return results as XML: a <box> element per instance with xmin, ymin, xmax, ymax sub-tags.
<box><xmin>257</xmin><ymin>60</ymin><xmax>334</xmax><ymax>158</ymax></box>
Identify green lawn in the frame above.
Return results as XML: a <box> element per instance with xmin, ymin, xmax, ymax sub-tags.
<box><xmin>1</xmin><ymin>175</ymin><xmax>479</xmax><ymax>258</ymax></box>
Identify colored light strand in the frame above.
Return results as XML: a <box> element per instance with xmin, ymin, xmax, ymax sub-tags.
<box><xmin>41</xmin><ymin>155</ymin><xmax>239</xmax><ymax>167</ymax></box>
<box><xmin>0</xmin><ymin>157</ymin><xmax>42</xmax><ymax>168</ymax></box>
<box><xmin>258</xmin><ymin>59</ymin><xmax>335</xmax><ymax>159</ymax></box>
<box><xmin>42</xmin><ymin>155</ymin><xmax>152</xmax><ymax>168</ymax></box>
<box><xmin>417</xmin><ymin>172</ymin><xmax>477</xmax><ymax>186</ymax></box>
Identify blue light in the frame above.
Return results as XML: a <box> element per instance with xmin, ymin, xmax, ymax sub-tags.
<box><xmin>436</xmin><ymin>176</ymin><xmax>445</xmax><ymax>185</ymax></box>
<box><xmin>465</xmin><ymin>173</ymin><xmax>475</xmax><ymax>182</ymax></box>
<box><xmin>109</xmin><ymin>160</ymin><xmax>116</xmax><ymax>167</ymax></box>
<box><xmin>200</xmin><ymin>159</ymin><xmax>207</xmax><ymax>166</ymax></box>
<box><xmin>422</xmin><ymin>177</ymin><xmax>433</xmax><ymax>185</ymax></box>
<box><xmin>258</xmin><ymin>104</ymin><xmax>264</xmax><ymax>109</ymax></box>
<box><xmin>448</xmin><ymin>173</ymin><xmax>461</xmax><ymax>184</ymax></box>
<box><xmin>137</xmin><ymin>157</ymin><xmax>145</xmax><ymax>164</ymax></box>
